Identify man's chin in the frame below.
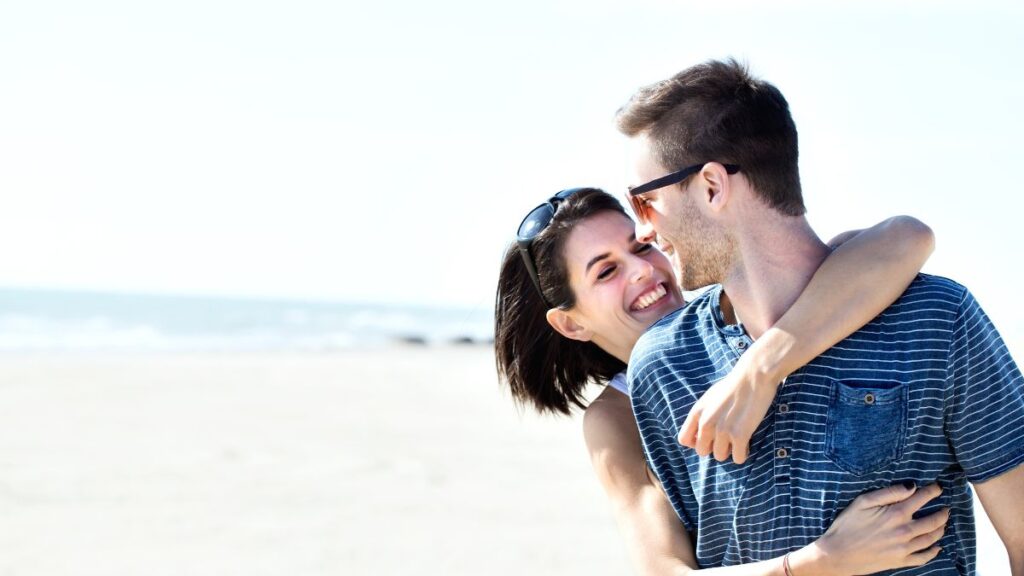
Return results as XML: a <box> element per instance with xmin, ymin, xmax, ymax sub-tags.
<box><xmin>671</xmin><ymin>259</ymin><xmax>686</xmax><ymax>287</ymax></box>
<box><xmin>680</xmin><ymin>269</ymin><xmax>722</xmax><ymax>292</ymax></box>
<box><xmin>676</xmin><ymin>266</ymin><xmax>705</xmax><ymax>292</ymax></box>
<box><xmin>680</xmin><ymin>281</ymin><xmax>702</xmax><ymax>292</ymax></box>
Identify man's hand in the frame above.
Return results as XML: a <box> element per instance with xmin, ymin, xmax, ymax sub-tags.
<box><xmin>678</xmin><ymin>346</ymin><xmax>782</xmax><ymax>463</ymax></box>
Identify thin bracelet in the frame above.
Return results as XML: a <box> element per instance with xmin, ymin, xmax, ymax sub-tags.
<box><xmin>782</xmin><ymin>552</ymin><xmax>795</xmax><ymax>576</ymax></box>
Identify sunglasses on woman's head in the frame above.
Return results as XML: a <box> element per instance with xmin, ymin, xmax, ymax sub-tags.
<box><xmin>626</xmin><ymin>163</ymin><xmax>741</xmax><ymax>224</ymax></box>
<box><xmin>516</xmin><ymin>188</ymin><xmax>588</xmax><ymax>307</ymax></box>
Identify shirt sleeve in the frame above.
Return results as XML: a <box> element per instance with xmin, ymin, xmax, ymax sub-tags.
<box><xmin>945</xmin><ymin>289</ymin><xmax>1024</xmax><ymax>482</ymax></box>
<box><xmin>628</xmin><ymin>355</ymin><xmax>698</xmax><ymax>533</ymax></box>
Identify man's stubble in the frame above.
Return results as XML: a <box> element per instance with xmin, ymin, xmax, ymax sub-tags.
<box><xmin>672</xmin><ymin>192</ymin><xmax>735</xmax><ymax>292</ymax></box>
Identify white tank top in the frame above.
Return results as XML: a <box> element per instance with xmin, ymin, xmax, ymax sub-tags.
<box><xmin>608</xmin><ymin>371</ymin><xmax>629</xmax><ymax>396</ymax></box>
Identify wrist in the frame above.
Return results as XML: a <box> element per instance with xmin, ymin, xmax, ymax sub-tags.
<box><xmin>746</xmin><ymin>327</ymin><xmax>795</xmax><ymax>387</ymax></box>
<box><xmin>788</xmin><ymin>542</ymin><xmax>844</xmax><ymax>576</ymax></box>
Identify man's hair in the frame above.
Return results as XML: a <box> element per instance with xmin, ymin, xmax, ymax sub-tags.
<box><xmin>616</xmin><ymin>58</ymin><xmax>805</xmax><ymax>216</ymax></box>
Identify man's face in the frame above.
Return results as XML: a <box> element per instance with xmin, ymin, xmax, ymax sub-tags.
<box><xmin>628</xmin><ymin>134</ymin><xmax>732</xmax><ymax>291</ymax></box>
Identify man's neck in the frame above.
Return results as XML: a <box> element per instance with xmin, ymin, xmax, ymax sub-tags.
<box><xmin>719</xmin><ymin>213</ymin><xmax>829</xmax><ymax>339</ymax></box>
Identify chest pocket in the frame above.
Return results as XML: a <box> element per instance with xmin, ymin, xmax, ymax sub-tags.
<box><xmin>824</xmin><ymin>381</ymin><xmax>908</xmax><ymax>475</ymax></box>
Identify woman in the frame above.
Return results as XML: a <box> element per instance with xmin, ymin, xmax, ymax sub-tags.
<box><xmin>494</xmin><ymin>188</ymin><xmax>945</xmax><ymax>575</ymax></box>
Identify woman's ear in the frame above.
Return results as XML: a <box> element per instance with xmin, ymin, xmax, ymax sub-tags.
<box><xmin>546</xmin><ymin>308</ymin><xmax>593</xmax><ymax>342</ymax></box>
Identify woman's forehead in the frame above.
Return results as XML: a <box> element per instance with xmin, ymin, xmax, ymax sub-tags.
<box><xmin>564</xmin><ymin>212</ymin><xmax>635</xmax><ymax>267</ymax></box>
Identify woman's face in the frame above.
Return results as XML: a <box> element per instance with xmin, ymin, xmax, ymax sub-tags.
<box><xmin>552</xmin><ymin>210</ymin><xmax>684</xmax><ymax>362</ymax></box>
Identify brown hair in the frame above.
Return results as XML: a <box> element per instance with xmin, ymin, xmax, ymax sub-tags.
<box><xmin>616</xmin><ymin>58</ymin><xmax>805</xmax><ymax>216</ymax></box>
<box><xmin>494</xmin><ymin>189</ymin><xmax>627</xmax><ymax>415</ymax></box>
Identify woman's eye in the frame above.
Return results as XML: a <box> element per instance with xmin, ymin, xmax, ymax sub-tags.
<box><xmin>636</xmin><ymin>243</ymin><xmax>653</xmax><ymax>254</ymax></box>
<box><xmin>597</xmin><ymin>266</ymin><xmax>616</xmax><ymax>280</ymax></box>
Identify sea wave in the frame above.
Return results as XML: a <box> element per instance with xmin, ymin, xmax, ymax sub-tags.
<box><xmin>0</xmin><ymin>289</ymin><xmax>493</xmax><ymax>353</ymax></box>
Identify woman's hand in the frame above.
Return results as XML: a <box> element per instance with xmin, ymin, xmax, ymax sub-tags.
<box><xmin>792</xmin><ymin>483</ymin><xmax>948</xmax><ymax>576</ymax></box>
<box><xmin>678</xmin><ymin>329</ymin><xmax>791</xmax><ymax>463</ymax></box>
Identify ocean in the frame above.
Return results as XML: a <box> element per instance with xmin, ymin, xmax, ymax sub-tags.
<box><xmin>3</xmin><ymin>286</ymin><xmax>1019</xmax><ymax>358</ymax></box>
<box><xmin>0</xmin><ymin>288</ymin><xmax>493</xmax><ymax>353</ymax></box>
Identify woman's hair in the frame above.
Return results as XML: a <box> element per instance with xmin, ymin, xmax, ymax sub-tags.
<box><xmin>494</xmin><ymin>188</ymin><xmax>628</xmax><ymax>415</ymax></box>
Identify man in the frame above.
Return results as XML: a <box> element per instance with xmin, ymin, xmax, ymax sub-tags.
<box><xmin>619</xmin><ymin>59</ymin><xmax>1024</xmax><ymax>574</ymax></box>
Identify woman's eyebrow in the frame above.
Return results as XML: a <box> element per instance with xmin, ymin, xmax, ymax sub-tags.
<box><xmin>585</xmin><ymin>233</ymin><xmax>638</xmax><ymax>274</ymax></box>
<box><xmin>589</xmin><ymin>229</ymin><xmax>634</xmax><ymax>272</ymax></box>
<box><xmin>585</xmin><ymin>253</ymin><xmax>610</xmax><ymax>275</ymax></box>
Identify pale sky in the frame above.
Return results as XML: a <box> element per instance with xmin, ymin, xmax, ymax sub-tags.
<box><xmin>1</xmin><ymin>0</ymin><xmax>1022</xmax><ymax>336</ymax></box>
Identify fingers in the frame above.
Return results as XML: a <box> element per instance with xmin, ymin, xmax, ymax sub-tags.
<box><xmin>902</xmin><ymin>545</ymin><xmax>942</xmax><ymax>568</ymax></box>
<box><xmin>694</xmin><ymin>417</ymin><xmax>715</xmax><ymax>456</ymax></box>
<box><xmin>681</xmin><ymin>396</ymin><xmax>755</xmax><ymax>464</ymax></box>
<box><xmin>907</xmin><ymin>523</ymin><xmax>947</xmax><ymax>553</ymax></box>
<box><xmin>854</xmin><ymin>482</ymin><xmax>918</xmax><ymax>508</ymax></box>
<box><xmin>727</xmin><ymin>408</ymin><xmax>754</xmax><ymax>464</ymax></box>
<box><xmin>906</xmin><ymin>507</ymin><xmax>950</xmax><ymax>538</ymax></box>
<box><xmin>683</xmin><ymin>410</ymin><xmax>754</xmax><ymax>463</ymax></box>
<box><xmin>678</xmin><ymin>406</ymin><xmax>700</xmax><ymax>448</ymax></box>
<box><xmin>712</xmin><ymin>428</ymin><xmax>731</xmax><ymax>461</ymax></box>
<box><xmin>893</xmin><ymin>483</ymin><xmax>942</xmax><ymax>517</ymax></box>
<box><xmin>732</xmin><ymin>439</ymin><xmax>749</xmax><ymax>465</ymax></box>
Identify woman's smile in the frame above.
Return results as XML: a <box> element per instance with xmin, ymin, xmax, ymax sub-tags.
<box><xmin>630</xmin><ymin>282</ymin><xmax>669</xmax><ymax>312</ymax></box>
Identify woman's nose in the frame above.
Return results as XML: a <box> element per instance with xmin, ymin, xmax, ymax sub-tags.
<box><xmin>630</xmin><ymin>257</ymin><xmax>654</xmax><ymax>283</ymax></box>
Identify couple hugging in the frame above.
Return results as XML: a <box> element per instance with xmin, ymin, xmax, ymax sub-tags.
<box><xmin>494</xmin><ymin>59</ymin><xmax>1024</xmax><ymax>575</ymax></box>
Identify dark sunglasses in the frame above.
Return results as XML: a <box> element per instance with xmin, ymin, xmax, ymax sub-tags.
<box><xmin>626</xmin><ymin>163</ymin><xmax>740</xmax><ymax>224</ymax></box>
<box><xmin>516</xmin><ymin>187</ymin><xmax>587</xmax><ymax>307</ymax></box>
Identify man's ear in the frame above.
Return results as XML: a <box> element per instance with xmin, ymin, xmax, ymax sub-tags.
<box><xmin>698</xmin><ymin>162</ymin><xmax>733</xmax><ymax>213</ymax></box>
<box><xmin>546</xmin><ymin>308</ymin><xmax>593</xmax><ymax>342</ymax></box>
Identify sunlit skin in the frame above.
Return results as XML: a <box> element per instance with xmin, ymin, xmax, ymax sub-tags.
<box><xmin>535</xmin><ymin>191</ymin><xmax>957</xmax><ymax>574</ymax></box>
<box><xmin>628</xmin><ymin>134</ymin><xmax>735</xmax><ymax>292</ymax></box>
<box><xmin>546</xmin><ymin>210</ymin><xmax>684</xmax><ymax>363</ymax></box>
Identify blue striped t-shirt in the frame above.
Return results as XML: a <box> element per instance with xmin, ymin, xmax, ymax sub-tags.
<box><xmin>627</xmin><ymin>275</ymin><xmax>1024</xmax><ymax>574</ymax></box>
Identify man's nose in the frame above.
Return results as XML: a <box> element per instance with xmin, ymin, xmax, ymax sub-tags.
<box><xmin>636</xmin><ymin>218</ymin><xmax>657</xmax><ymax>244</ymax></box>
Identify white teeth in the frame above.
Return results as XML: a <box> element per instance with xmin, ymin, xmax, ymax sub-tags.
<box><xmin>634</xmin><ymin>284</ymin><xmax>667</xmax><ymax>311</ymax></box>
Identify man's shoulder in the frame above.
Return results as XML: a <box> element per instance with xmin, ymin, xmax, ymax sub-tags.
<box><xmin>816</xmin><ymin>274</ymin><xmax>971</xmax><ymax>365</ymax></box>
<box><xmin>901</xmin><ymin>273</ymin><xmax>967</xmax><ymax>299</ymax></box>
<box><xmin>883</xmin><ymin>273</ymin><xmax>968</xmax><ymax>319</ymax></box>
<box><xmin>634</xmin><ymin>286</ymin><xmax>719</xmax><ymax>351</ymax></box>
<box><xmin>628</xmin><ymin>285</ymin><xmax>723</xmax><ymax>385</ymax></box>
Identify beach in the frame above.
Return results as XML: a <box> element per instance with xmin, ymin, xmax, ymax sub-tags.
<box><xmin>0</xmin><ymin>346</ymin><xmax>1010</xmax><ymax>575</ymax></box>
<box><xmin>0</xmin><ymin>347</ymin><xmax>625</xmax><ymax>575</ymax></box>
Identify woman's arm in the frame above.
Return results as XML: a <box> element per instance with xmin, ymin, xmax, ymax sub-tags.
<box><xmin>585</xmin><ymin>387</ymin><xmax>946</xmax><ymax>576</ymax></box>
<box><xmin>584</xmin><ymin>387</ymin><xmax>696</xmax><ymax>575</ymax></box>
<box><xmin>759</xmin><ymin>215</ymin><xmax>936</xmax><ymax>385</ymax></box>
<box><xmin>679</xmin><ymin>216</ymin><xmax>935</xmax><ymax>462</ymax></box>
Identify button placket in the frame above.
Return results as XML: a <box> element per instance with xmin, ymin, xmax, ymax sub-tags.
<box><xmin>770</xmin><ymin>376</ymin><xmax>795</xmax><ymax>542</ymax></box>
<box><xmin>773</xmin><ymin>378</ymin><xmax>795</xmax><ymax>485</ymax></box>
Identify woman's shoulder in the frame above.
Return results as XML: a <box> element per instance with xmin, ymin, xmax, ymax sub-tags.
<box><xmin>583</xmin><ymin>386</ymin><xmax>641</xmax><ymax>456</ymax></box>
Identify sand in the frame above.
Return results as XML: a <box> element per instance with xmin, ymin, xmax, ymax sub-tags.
<box><xmin>0</xmin><ymin>347</ymin><xmax>1010</xmax><ymax>575</ymax></box>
